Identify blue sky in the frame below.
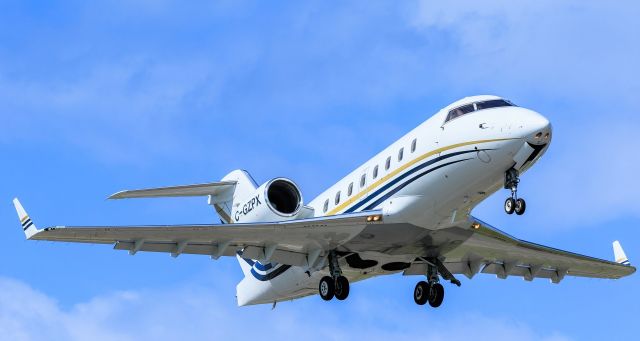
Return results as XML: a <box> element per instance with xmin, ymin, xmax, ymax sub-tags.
<box><xmin>1</xmin><ymin>1</ymin><xmax>639</xmax><ymax>339</ymax></box>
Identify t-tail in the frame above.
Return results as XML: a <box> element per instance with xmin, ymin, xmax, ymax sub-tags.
<box><xmin>106</xmin><ymin>169</ymin><xmax>310</xmax><ymax>306</ymax></box>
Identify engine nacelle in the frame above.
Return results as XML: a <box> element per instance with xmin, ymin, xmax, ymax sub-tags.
<box><xmin>233</xmin><ymin>178</ymin><xmax>304</xmax><ymax>223</ymax></box>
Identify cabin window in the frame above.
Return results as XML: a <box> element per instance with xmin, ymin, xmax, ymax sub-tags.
<box><xmin>348</xmin><ymin>182</ymin><xmax>354</xmax><ymax>196</ymax></box>
<box><xmin>373</xmin><ymin>165</ymin><xmax>379</xmax><ymax>179</ymax></box>
<box><xmin>323</xmin><ymin>199</ymin><xmax>329</xmax><ymax>213</ymax></box>
<box><xmin>398</xmin><ymin>148</ymin><xmax>404</xmax><ymax>162</ymax></box>
<box><xmin>335</xmin><ymin>191</ymin><xmax>341</xmax><ymax>205</ymax></box>
<box><xmin>360</xmin><ymin>173</ymin><xmax>367</xmax><ymax>188</ymax></box>
<box><xmin>411</xmin><ymin>139</ymin><xmax>417</xmax><ymax>153</ymax></box>
<box><xmin>385</xmin><ymin>157</ymin><xmax>391</xmax><ymax>171</ymax></box>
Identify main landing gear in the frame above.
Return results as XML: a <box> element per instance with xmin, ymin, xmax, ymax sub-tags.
<box><xmin>413</xmin><ymin>259</ymin><xmax>459</xmax><ymax>308</ymax></box>
<box><xmin>504</xmin><ymin>168</ymin><xmax>526</xmax><ymax>216</ymax></box>
<box><xmin>319</xmin><ymin>251</ymin><xmax>350</xmax><ymax>301</ymax></box>
<box><xmin>413</xmin><ymin>281</ymin><xmax>444</xmax><ymax>308</ymax></box>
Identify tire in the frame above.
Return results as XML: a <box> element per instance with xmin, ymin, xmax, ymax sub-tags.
<box><xmin>428</xmin><ymin>283</ymin><xmax>445</xmax><ymax>308</ymax></box>
<box><xmin>414</xmin><ymin>281</ymin><xmax>430</xmax><ymax>306</ymax></box>
<box><xmin>319</xmin><ymin>276</ymin><xmax>335</xmax><ymax>301</ymax></box>
<box><xmin>504</xmin><ymin>198</ymin><xmax>516</xmax><ymax>215</ymax></box>
<box><xmin>515</xmin><ymin>198</ymin><xmax>526</xmax><ymax>215</ymax></box>
<box><xmin>335</xmin><ymin>276</ymin><xmax>350</xmax><ymax>301</ymax></box>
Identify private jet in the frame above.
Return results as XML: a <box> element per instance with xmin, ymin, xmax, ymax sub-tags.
<box><xmin>14</xmin><ymin>95</ymin><xmax>635</xmax><ymax>308</ymax></box>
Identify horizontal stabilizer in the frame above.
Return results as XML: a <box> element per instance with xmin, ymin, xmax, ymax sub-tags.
<box><xmin>109</xmin><ymin>181</ymin><xmax>237</xmax><ymax>199</ymax></box>
<box><xmin>613</xmin><ymin>241</ymin><xmax>631</xmax><ymax>266</ymax></box>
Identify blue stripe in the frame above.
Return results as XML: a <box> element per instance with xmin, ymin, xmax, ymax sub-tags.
<box><xmin>363</xmin><ymin>158</ymin><xmax>472</xmax><ymax>211</ymax></box>
<box><xmin>250</xmin><ymin>265</ymin><xmax>292</xmax><ymax>281</ymax></box>
<box><xmin>238</xmin><ymin>251</ymin><xmax>285</xmax><ymax>281</ymax></box>
<box><xmin>241</xmin><ymin>257</ymin><xmax>275</xmax><ymax>271</ymax></box>
<box><xmin>23</xmin><ymin>221</ymin><xmax>33</xmax><ymax>231</ymax></box>
<box><xmin>345</xmin><ymin>149</ymin><xmax>482</xmax><ymax>213</ymax></box>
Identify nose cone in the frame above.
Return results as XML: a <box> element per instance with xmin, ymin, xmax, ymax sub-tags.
<box><xmin>517</xmin><ymin>109</ymin><xmax>552</xmax><ymax>145</ymax></box>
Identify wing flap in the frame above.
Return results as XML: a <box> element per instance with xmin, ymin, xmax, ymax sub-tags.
<box><xmin>113</xmin><ymin>241</ymin><xmax>239</xmax><ymax>257</ymax></box>
<box><xmin>112</xmin><ymin>241</ymin><xmax>311</xmax><ymax>266</ymax></box>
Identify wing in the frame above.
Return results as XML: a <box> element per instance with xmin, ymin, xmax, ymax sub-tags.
<box><xmin>414</xmin><ymin>216</ymin><xmax>635</xmax><ymax>283</ymax></box>
<box><xmin>13</xmin><ymin>198</ymin><xmax>383</xmax><ymax>266</ymax></box>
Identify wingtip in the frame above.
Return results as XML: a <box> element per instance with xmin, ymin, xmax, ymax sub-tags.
<box><xmin>13</xmin><ymin>198</ymin><xmax>27</xmax><ymax>218</ymax></box>
<box><xmin>613</xmin><ymin>240</ymin><xmax>631</xmax><ymax>266</ymax></box>
<box><xmin>12</xmin><ymin>198</ymin><xmax>39</xmax><ymax>239</ymax></box>
<box><xmin>107</xmin><ymin>192</ymin><xmax>124</xmax><ymax>200</ymax></box>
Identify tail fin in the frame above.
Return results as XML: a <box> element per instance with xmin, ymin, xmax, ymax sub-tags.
<box><xmin>214</xmin><ymin>170</ymin><xmax>258</xmax><ymax>223</ymax></box>
<box><xmin>13</xmin><ymin>198</ymin><xmax>40</xmax><ymax>239</ymax></box>
<box><xmin>613</xmin><ymin>241</ymin><xmax>631</xmax><ymax>266</ymax></box>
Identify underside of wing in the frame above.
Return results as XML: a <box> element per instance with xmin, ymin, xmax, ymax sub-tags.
<box><xmin>23</xmin><ymin>204</ymin><xmax>383</xmax><ymax>266</ymax></box>
<box><xmin>429</xmin><ymin>217</ymin><xmax>635</xmax><ymax>282</ymax></box>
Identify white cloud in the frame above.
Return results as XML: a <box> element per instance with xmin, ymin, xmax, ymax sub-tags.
<box><xmin>408</xmin><ymin>0</ymin><xmax>640</xmax><ymax>104</ymax></box>
<box><xmin>0</xmin><ymin>277</ymin><xmax>571</xmax><ymax>341</ymax></box>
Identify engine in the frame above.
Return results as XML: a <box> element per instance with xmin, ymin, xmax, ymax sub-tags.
<box><xmin>233</xmin><ymin>178</ymin><xmax>304</xmax><ymax>223</ymax></box>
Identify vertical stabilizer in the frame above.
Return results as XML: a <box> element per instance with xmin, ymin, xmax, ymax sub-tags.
<box><xmin>212</xmin><ymin>170</ymin><xmax>258</xmax><ymax>223</ymax></box>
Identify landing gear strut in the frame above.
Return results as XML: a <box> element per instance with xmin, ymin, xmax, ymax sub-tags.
<box><xmin>319</xmin><ymin>251</ymin><xmax>350</xmax><ymax>301</ymax></box>
<box><xmin>504</xmin><ymin>168</ymin><xmax>526</xmax><ymax>215</ymax></box>
<box><xmin>413</xmin><ymin>259</ymin><xmax>458</xmax><ymax>308</ymax></box>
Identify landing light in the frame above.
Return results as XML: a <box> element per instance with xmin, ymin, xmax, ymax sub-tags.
<box><xmin>535</xmin><ymin>132</ymin><xmax>543</xmax><ymax>139</ymax></box>
<box><xmin>367</xmin><ymin>214</ymin><xmax>383</xmax><ymax>222</ymax></box>
<box><xmin>471</xmin><ymin>223</ymin><xmax>481</xmax><ymax>230</ymax></box>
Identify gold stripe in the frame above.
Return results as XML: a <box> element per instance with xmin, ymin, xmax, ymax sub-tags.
<box><xmin>20</xmin><ymin>215</ymin><xmax>30</xmax><ymax>223</ymax></box>
<box><xmin>327</xmin><ymin>138</ymin><xmax>515</xmax><ymax>215</ymax></box>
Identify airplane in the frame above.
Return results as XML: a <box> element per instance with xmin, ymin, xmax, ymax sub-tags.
<box><xmin>13</xmin><ymin>95</ymin><xmax>635</xmax><ymax>308</ymax></box>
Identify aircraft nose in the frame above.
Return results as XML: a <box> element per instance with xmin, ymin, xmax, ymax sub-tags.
<box><xmin>519</xmin><ymin>110</ymin><xmax>552</xmax><ymax>145</ymax></box>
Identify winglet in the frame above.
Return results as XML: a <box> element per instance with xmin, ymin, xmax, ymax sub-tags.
<box><xmin>13</xmin><ymin>198</ymin><xmax>40</xmax><ymax>239</ymax></box>
<box><xmin>613</xmin><ymin>241</ymin><xmax>631</xmax><ymax>266</ymax></box>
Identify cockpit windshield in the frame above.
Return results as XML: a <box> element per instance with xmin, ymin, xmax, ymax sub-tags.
<box><xmin>445</xmin><ymin>99</ymin><xmax>514</xmax><ymax>123</ymax></box>
<box><xmin>476</xmin><ymin>99</ymin><xmax>513</xmax><ymax>110</ymax></box>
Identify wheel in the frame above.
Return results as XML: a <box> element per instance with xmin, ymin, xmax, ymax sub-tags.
<box><xmin>515</xmin><ymin>198</ymin><xmax>526</xmax><ymax>215</ymax></box>
<box><xmin>504</xmin><ymin>198</ymin><xmax>516</xmax><ymax>215</ymax></box>
<box><xmin>428</xmin><ymin>283</ymin><xmax>445</xmax><ymax>308</ymax></box>
<box><xmin>413</xmin><ymin>281</ymin><xmax>430</xmax><ymax>306</ymax></box>
<box><xmin>334</xmin><ymin>276</ymin><xmax>350</xmax><ymax>300</ymax></box>
<box><xmin>319</xmin><ymin>276</ymin><xmax>335</xmax><ymax>301</ymax></box>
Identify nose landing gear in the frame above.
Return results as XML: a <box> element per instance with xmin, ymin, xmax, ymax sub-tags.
<box><xmin>319</xmin><ymin>251</ymin><xmax>350</xmax><ymax>301</ymax></box>
<box><xmin>504</xmin><ymin>168</ymin><xmax>526</xmax><ymax>215</ymax></box>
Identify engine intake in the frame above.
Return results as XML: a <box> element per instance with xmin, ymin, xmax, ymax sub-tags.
<box><xmin>266</xmin><ymin>179</ymin><xmax>302</xmax><ymax>216</ymax></box>
<box><xmin>233</xmin><ymin>178</ymin><xmax>303</xmax><ymax>223</ymax></box>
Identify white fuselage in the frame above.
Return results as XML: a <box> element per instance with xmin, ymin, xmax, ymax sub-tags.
<box><xmin>236</xmin><ymin>95</ymin><xmax>552</xmax><ymax>306</ymax></box>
